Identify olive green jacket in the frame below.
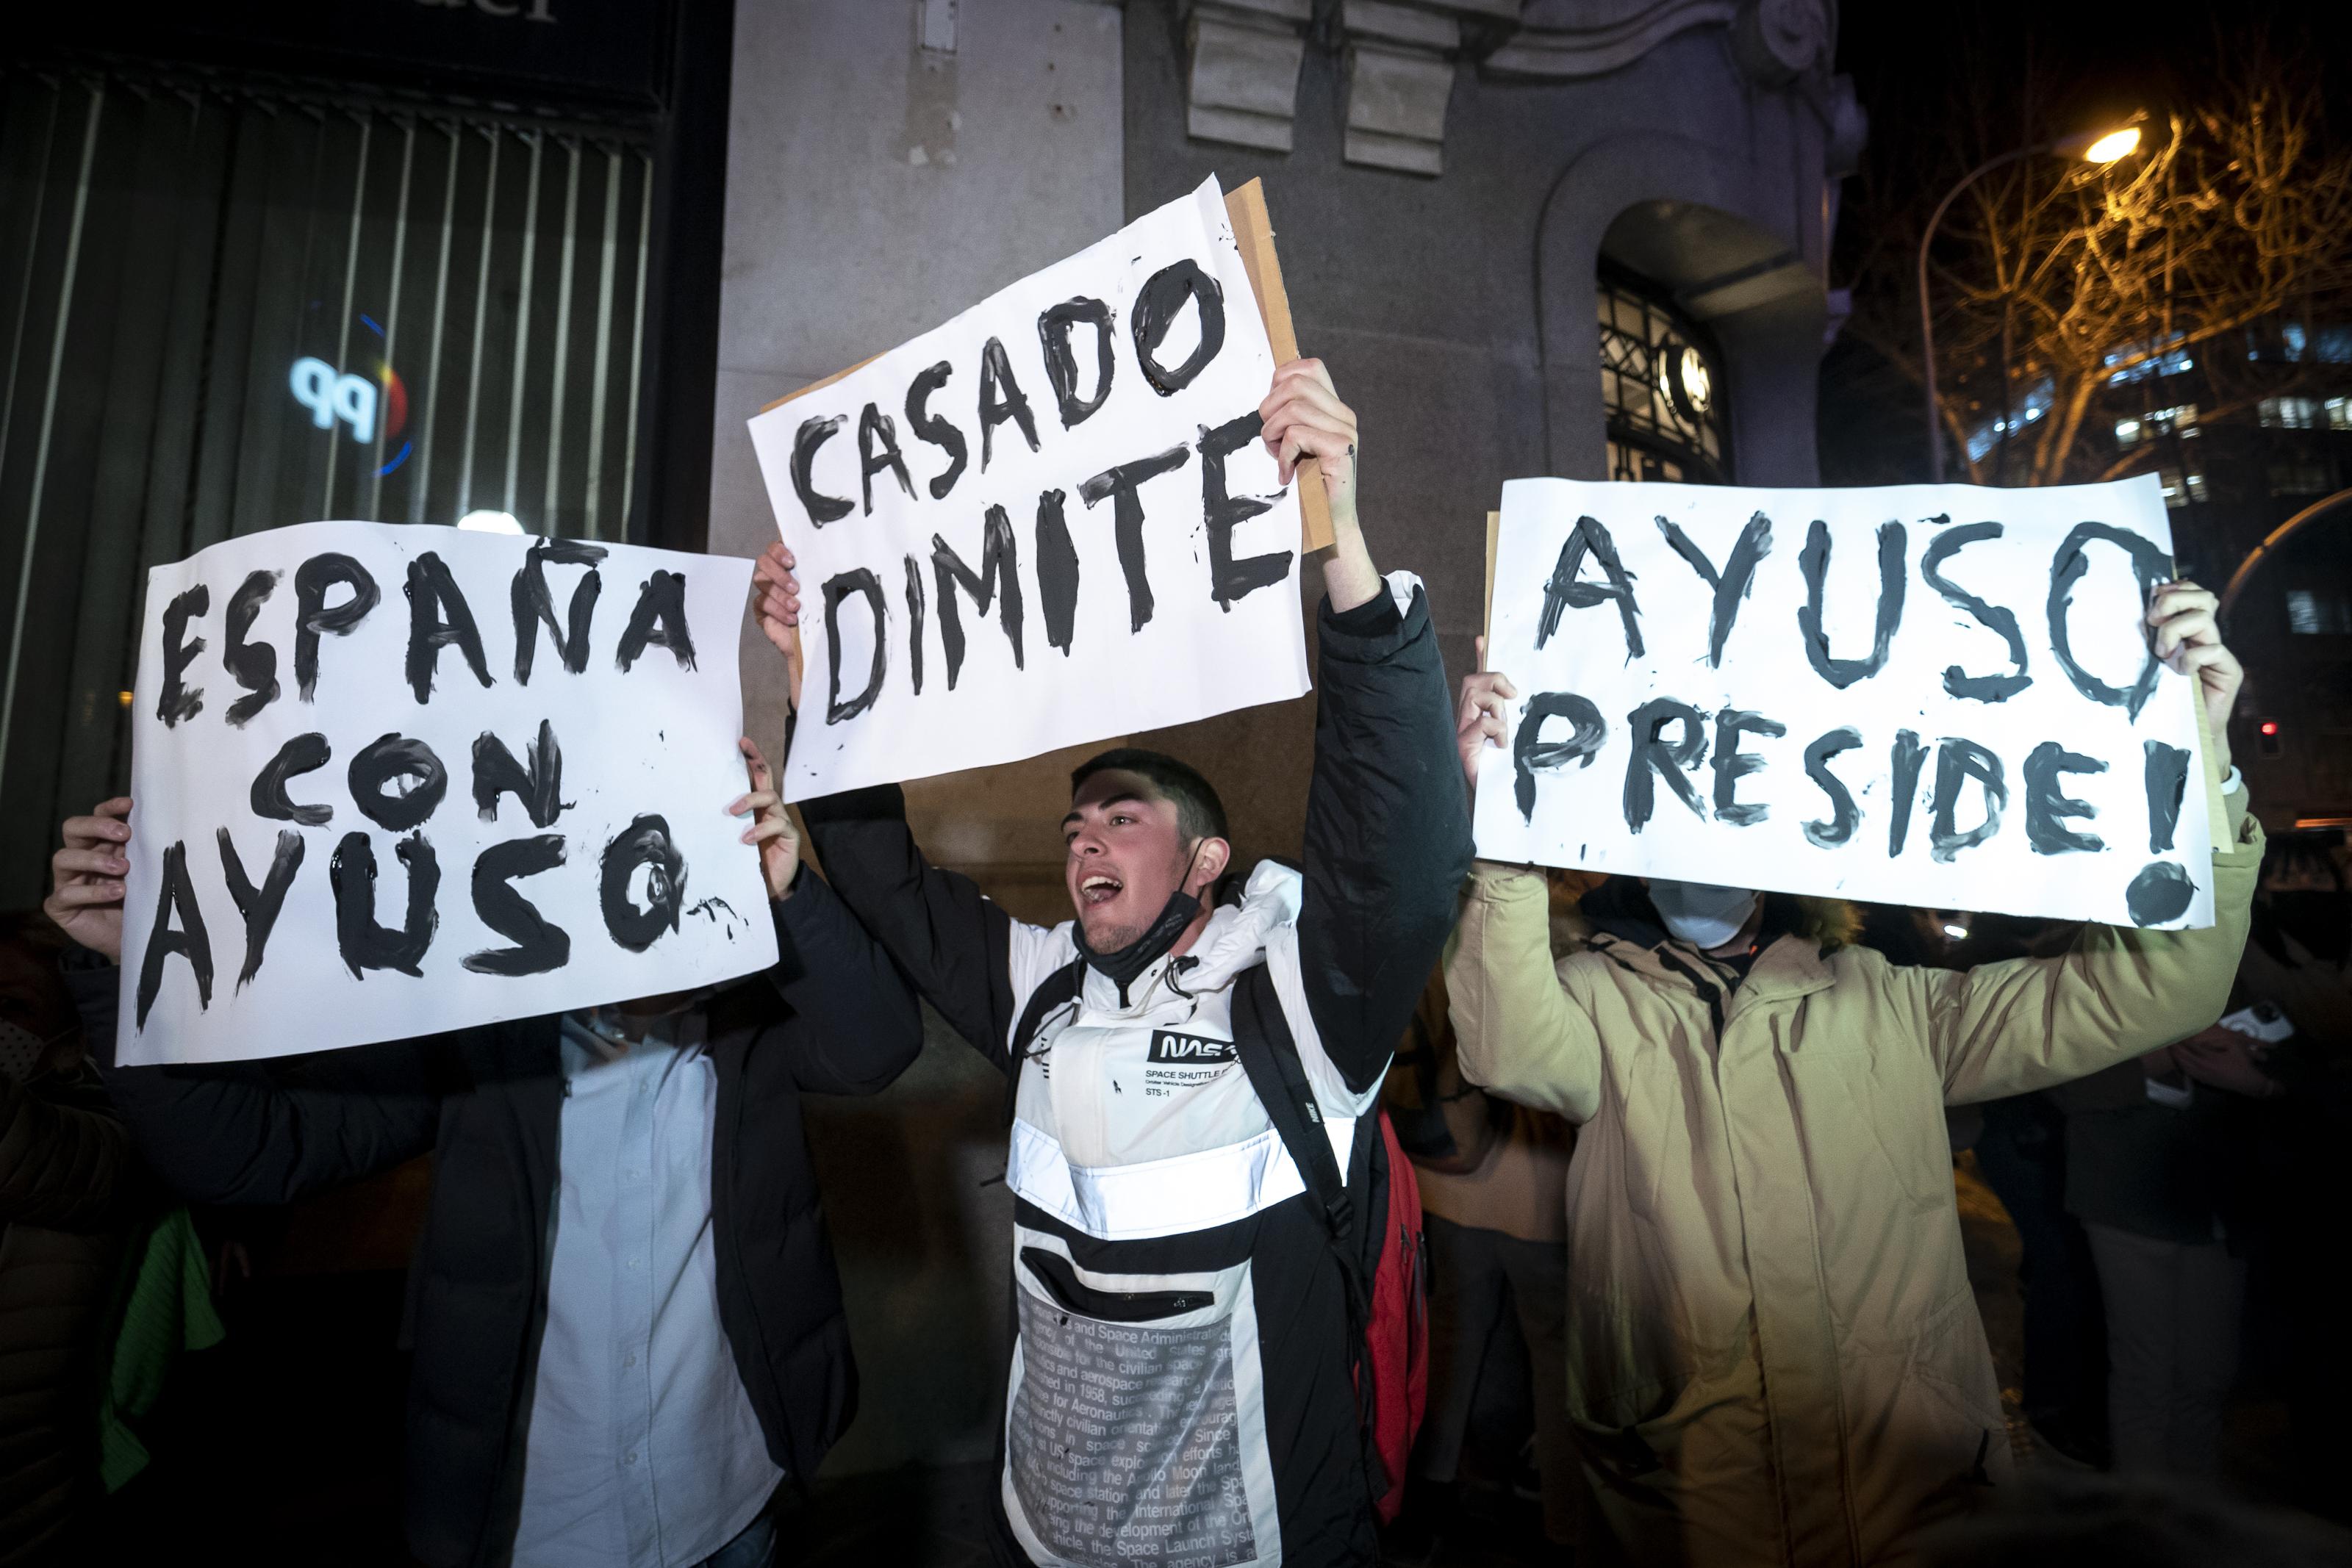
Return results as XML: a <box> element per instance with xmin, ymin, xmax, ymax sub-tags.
<box><xmin>1446</xmin><ymin>791</ymin><xmax>2262</xmax><ymax>1568</ymax></box>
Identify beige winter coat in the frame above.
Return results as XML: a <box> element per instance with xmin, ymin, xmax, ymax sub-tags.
<box><xmin>1446</xmin><ymin>791</ymin><xmax>2262</xmax><ymax>1567</ymax></box>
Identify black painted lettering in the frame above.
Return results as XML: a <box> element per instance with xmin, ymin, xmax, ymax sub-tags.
<box><xmin>1078</xmin><ymin>445</ymin><xmax>1191</xmax><ymax>633</ymax></box>
<box><xmin>1623</xmin><ymin>697</ymin><xmax>1707</xmax><ymax>832</ymax></box>
<box><xmin>600</xmin><ymin>814</ymin><xmax>686</xmax><ymax>953</ymax></box>
<box><xmin>156</xmin><ymin>586</ymin><xmax>209</xmax><ymax>727</ymax></box>
<box><xmin>821</xmin><ymin>569</ymin><xmax>886</xmax><ymax>724</ymax></box>
<box><xmin>2048</xmin><ymin>522</ymin><xmax>2172</xmax><ymax>720</ymax></box>
<box><xmin>858</xmin><ymin>403</ymin><xmax>917</xmax><ymax>514</ymax></box>
<box><xmin>1513</xmin><ymin>692</ymin><xmax>1606</xmax><ymax>821</ymax></box>
<box><xmin>615</xmin><ymin>570</ymin><xmax>697</xmax><ymax>673</ymax></box>
<box><xmin>216</xmin><ymin>827</ymin><xmax>303</xmax><ymax>989</ymax></box>
<box><xmin>2023</xmin><ymin>741</ymin><xmax>2107</xmax><ymax>855</ymax></box>
<box><xmin>903</xmin><ymin>553</ymin><xmax>927</xmax><ymax>697</ymax></box>
<box><xmin>1919</xmin><ymin>522</ymin><xmax>2029</xmax><ymax>702</ymax></box>
<box><xmin>1536</xmin><ymin>517</ymin><xmax>1643</xmax><ymax>659</ymax></box>
<box><xmin>1130</xmin><ymin>259</ymin><xmax>1225</xmax><ymax>396</ymax></box>
<box><xmin>222</xmin><ymin>570</ymin><xmax>282</xmax><ymax>726</ymax></box>
<box><xmin>251</xmin><ymin>733</ymin><xmax>334</xmax><ymax>826</ymax></box>
<box><xmin>329</xmin><ymin>831</ymin><xmax>439</xmax><ymax>979</ymax></box>
<box><xmin>1039</xmin><ymin>298</ymin><xmax>1116</xmax><ymax>428</ymax></box>
<box><xmin>294</xmin><ymin>553</ymin><xmax>379</xmax><ymax>700</ymax></box>
<box><xmin>1929</xmin><ymin>738</ymin><xmax>2007</xmax><ymax>863</ymax></box>
<box><xmin>791</xmin><ymin>414</ymin><xmax>854</xmax><ymax>526</ymax></box>
<box><xmin>1798</xmin><ymin>519</ymin><xmax>1907</xmax><ymax>689</ymax></box>
<box><xmin>1711</xmin><ymin>708</ymin><xmax>1786</xmax><ymax>826</ymax></box>
<box><xmin>511</xmin><ymin>538</ymin><xmax>606</xmax><ymax>683</ymax></box>
<box><xmin>1888</xmin><ymin>729</ymin><xmax>1929</xmax><ymax>857</ymax></box>
<box><xmin>1199</xmin><ymin>412</ymin><xmax>1291</xmax><ymax>611</ymax></box>
<box><xmin>133</xmin><ymin>840</ymin><xmax>213</xmax><ymax>1028</ymax></box>
<box><xmin>465</xmin><ymin>834</ymin><xmax>570</xmax><ymax>976</ymax></box>
<box><xmin>472</xmin><ymin>720</ymin><xmax>564</xmax><ymax>828</ymax></box>
<box><xmin>1655</xmin><ymin>512</ymin><xmax>1771</xmax><ymax>667</ymax></box>
<box><xmin>978</xmin><ymin>337</ymin><xmax>1040</xmax><ymax>469</ymax></box>
<box><xmin>2126</xmin><ymin>860</ymin><xmax>2197</xmax><ymax>927</ymax></box>
<box><xmin>905</xmin><ymin>362</ymin><xmax>969</xmax><ymax>500</ymax></box>
<box><xmin>1801</xmin><ymin>727</ymin><xmax>1863</xmax><ymax>849</ymax></box>
<box><xmin>406</xmin><ymin>552</ymin><xmax>495</xmax><ymax>703</ymax></box>
<box><xmin>2143</xmin><ymin>741</ymin><xmax>2192</xmax><ymax>852</ymax></box>
<box><xmin>348</xmin><ymin>733</ymin><xmax>450</xmax><ymax>832</ymax></box>
<box><xmin>1035</xmin><ymin>489</ymin><xmax>1078</xmax><ymax>657</ymax></box>
<box><xmin>933</xmin><ymin>508</ymin><xmax>1025</xmax><ymax>689</ymax></box>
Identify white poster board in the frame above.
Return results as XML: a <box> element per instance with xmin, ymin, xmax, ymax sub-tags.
<box><xmin>118</xmin><ymin>520</ymin><xmax>778</xmax><ymax>1066</ymax></box>
<box><xmin>1474</xmin><ymin>476</ymin><xmax>2220</xmax><ymax>928</ymax></box>
<box><xmin>747</xmin><ymin>174</ymin><xmax>1309</xmax><ymax>802</ymax></box>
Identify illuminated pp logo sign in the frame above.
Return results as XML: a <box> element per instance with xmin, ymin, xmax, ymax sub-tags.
<box><xmin>290</xmin><ymin>358</ymin><xmax>379</xmax><ymax>443</ymax></box>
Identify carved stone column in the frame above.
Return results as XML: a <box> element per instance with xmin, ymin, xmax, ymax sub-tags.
<box><xmin>1183</xmin><ymin>0</ymin><xmax>1313</xmax><ymax>153</ymax></box>
<box><xmin>1336</xmin><ymin>0</ymin><xmax>1522</xmax><ymax>176</ymax></box>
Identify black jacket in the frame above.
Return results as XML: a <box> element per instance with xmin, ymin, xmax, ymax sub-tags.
<box><xmin>800</xmin><ymin>584</ymin><xmax>1471</xmax><ymax>1568</ymax></box>
<box><xmin>68</xmin><ymin>871</ymin><xmax>922</xmax><ymax>1568</ymax></box>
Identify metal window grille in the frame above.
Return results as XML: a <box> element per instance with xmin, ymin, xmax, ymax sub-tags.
<box><xmin>1596</xmin><ymin>272</ymin><xmax>1729</xmax><ymax>483</ymax></box>
<box><xmin>0</xmin><ymin>66</ymin><xmax>656</xmax><ymax>902</ymax></box>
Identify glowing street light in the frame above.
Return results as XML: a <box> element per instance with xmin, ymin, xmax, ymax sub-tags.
<box><xmin>2072</xmin><ymin>126</ymin><xmax>2143</xmax><ymax>164</ymax></box>
<box><xmin>1917</xmin><ymin>119</ymin><xmax>2146</xmax><ymax>481</ymax></box>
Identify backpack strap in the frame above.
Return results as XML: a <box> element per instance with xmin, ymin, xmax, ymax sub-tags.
<box><xmin>1231</xmin><ymin>963</ymin><xmax>1388</xmax><ymax>1504</ymax></box>
<box><xmin>1231</xmin><ymin>965</ymin><xmax>1366</xmax><ymax>1317</ymax></box>
<box><xmin>1002</xmin><ymin>957</ymin><xmax>1084</xmax><ymax>1126</ymax></box>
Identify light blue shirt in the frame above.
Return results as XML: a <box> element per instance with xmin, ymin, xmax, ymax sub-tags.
<box><xmin>510</xmin><ymin>1010</ymin><xmax>783</xmax><ymax>1568</ymax></box>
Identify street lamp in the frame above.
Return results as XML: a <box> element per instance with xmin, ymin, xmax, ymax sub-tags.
<box><xmin>1916</xmin><ymin>121</ymin><xmax>2144</xmax><ymax>482</ymax></box>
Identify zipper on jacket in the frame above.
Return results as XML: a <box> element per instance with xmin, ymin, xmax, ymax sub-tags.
<box><xmin>1020</xmin><ymin>1246</ymin><xmax>1211</xmax><ymax>1322</ymax></box>
<box><xmin>1653</xmin><ymin>948</ymin><xmax>1729</xmax><ymax>1039</ymax></box>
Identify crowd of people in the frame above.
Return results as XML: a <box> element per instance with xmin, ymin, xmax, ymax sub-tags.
<box><xmin>4</xmin><ymin>359</ymin><xmax>2346</xmax><ymax>1568</ymax></box>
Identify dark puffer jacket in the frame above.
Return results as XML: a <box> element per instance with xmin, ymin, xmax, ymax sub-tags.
<box><xmin>0</xmin><ymin>1066</ymin><xmax>140</xmax><ymax>1567</ymax></box>
<box><xmin>71</xmin><ymin>871</ymin><xmax>922</xmax><ymax>1568</ymax></box>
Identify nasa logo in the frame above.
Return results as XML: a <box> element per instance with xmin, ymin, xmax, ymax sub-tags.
<box><xmin>1147</xmin><ymin>1030</ymin><xmax>1236</xmax><ymax>1065</ymax></box>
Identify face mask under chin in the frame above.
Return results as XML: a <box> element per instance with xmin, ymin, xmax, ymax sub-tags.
<box><xmin>1075</xmin><ymin>888</ymin><xmax>1203</xmax><ymax>1005</ymax></box>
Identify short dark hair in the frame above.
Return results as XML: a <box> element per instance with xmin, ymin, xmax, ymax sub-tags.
<box><xmin>1069</xmin><ymin>748</ymin><xmax>1228</xmax><ymax>844</ymax></box>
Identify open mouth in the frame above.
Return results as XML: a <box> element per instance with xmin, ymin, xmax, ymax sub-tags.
<box><xmin>1080</xmin><ymin>873</ymin><xmax>1124</xmax><ymax>907</ymax></box>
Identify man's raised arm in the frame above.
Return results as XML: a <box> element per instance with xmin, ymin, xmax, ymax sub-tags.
<box><xmin>1262</xmin><ymin>362</ymin><xmax>1474</xmax><ymax>1093</ymax></box>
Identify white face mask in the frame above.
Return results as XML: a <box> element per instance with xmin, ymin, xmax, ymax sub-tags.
<box><xmin>1648</xmin><ymin>880</ymin><xmax>1761</xmax><ymax>949</ymax></box>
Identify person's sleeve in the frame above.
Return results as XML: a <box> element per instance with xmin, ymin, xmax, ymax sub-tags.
<box><xmin>1446</xmin><ymin>861</ymin><xmax>1606</xmax><ymax>1123</ymax></box>
<box><xmin>1927</xmin><ymin>785</ymin><xmax>2265</xmax><ymax>1104</ymax></box>
<box><xmin>767</xmin><ymin>868</ymin><xmax>926</xmax><ymax>1096</ymax></box>
<box><xmin>0</xmin><ymin>1073</ymin><xmax>140</xmax><ymax>1232</ymax></box>
<box><xmin>67</xmin><ymin>960</ymin><xmax>440</xmax><ymax>1206</ymax></box>
<box><xmin>797</xmin><ymin>783</ymin><xmax>1052</xmax><ymax>1069</ymax></box>
<box><xmin>1296</xmin><ymin>576</ymin><xmax>1476</xmax><ymax>1095</ymax></box>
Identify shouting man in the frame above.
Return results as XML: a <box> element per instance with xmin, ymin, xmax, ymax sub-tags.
<box><xmin>754</xmin><ymin>359</ymin><xmax>1470</xmax><ymax>1567</ymax></box>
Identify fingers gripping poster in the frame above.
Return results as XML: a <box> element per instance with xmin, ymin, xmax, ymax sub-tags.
<box><xmin>1474</xmin><ymin>476</ymin><xmax>2220</xmax><ymax>929</ymax></box>
<box><xmin>747</xmin><ymin>175</ymin><xmax>1311</xmax><ymax>801</ymax></box>
<box><xmin>118</xmin><ymin>521</ymin><xmax>778</xmax><ymax>1066</ymax></box>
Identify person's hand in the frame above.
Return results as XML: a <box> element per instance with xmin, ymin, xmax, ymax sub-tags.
<box><xmin>729</xmin><ymin>738</ymin><xmax>800</xmax><ymax>901</ymax></box>
<box><xmin>2173</xmin><ymin>1026</ymin><xmax>2281</xmax><ymax>1099</ymax></box>
<box><xmin>1258</xmin><ymin>359</ymin><xmax>1358</xmax><ymax>526</ymax></box>
<box><xmin>1456</xmin><ymin>639</ymin><xmax>1519</xmax><ymax>798</ymax></box>
<box><xmin>45</xmin><ymin>799</ymin><xmax>132</xmax><ymax>962</ymax></box>
<box><xmin>752</xmin><ymin>542</ymin><xmax>803</xmax><ymax>712</ymax></box>
<box><xmin>2146</xmin><ymin>580</ymin><xmax>2240</xmax><ymax>774</ymax></box>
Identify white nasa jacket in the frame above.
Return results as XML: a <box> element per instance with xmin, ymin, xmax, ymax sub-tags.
<box><xmin>801</xmin><ymin>578</ymin><xmax>1471</xmax><ymax>1568</ymax></box>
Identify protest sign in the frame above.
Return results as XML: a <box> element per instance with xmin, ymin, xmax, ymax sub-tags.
<box><xmin>118</xmin><ymin>520</ymin><xmax>777</xmax><ymax>1066</ymax></box>
<box><xmin>1473</xmin><ymin>475</ymin><xmax>2221</xmax><ymax>928</ymax></box>
<box><xmin>747</xmin><ymin>175</ymin><xmax>1312</xmax><ymax>801</ymax></box>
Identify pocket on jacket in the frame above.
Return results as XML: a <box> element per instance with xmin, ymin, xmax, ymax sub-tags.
<box><xmin>1615</xmin><ymin>1046</ymin><xmax>1686</xmax><ymax>1222</ymax></box>
<box><xmin>1003</xmin><ymin>1230</ymin><xmax>1280</xmax><ymax>1568</ymax></box>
